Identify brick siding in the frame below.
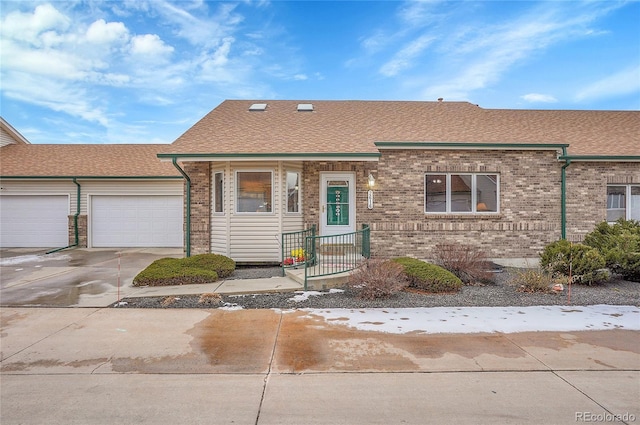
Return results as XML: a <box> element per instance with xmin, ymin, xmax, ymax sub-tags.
<box><xmin>304</xmin><ymin>150</ymin><xmax>564</xmax><ymax>261</ymax></box>
<box><xmin>184</xmin><ymin>162</ymin><xmax>211</xmax><ymax>255</ymax></box>
<box><xmin>565</xmin><ymin>162</ymin><xmax>640</xmax><ymax>242</ymax></box>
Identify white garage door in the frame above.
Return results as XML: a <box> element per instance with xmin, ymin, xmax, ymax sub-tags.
<box><xmin>91</xmin><ymin>195</ymin><xmax>183</xmax><ymax>247</ymax></box>
<box><xmin>0</xmin><ymin>195</ymin><xmax>69</xmax><ymax>247</ymax></box>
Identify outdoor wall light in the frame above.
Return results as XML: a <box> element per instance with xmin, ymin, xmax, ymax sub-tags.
<box><xmin>368</xmin><ymin>173</ymin><xmax>376</xmax><ymax>188</ymax></box>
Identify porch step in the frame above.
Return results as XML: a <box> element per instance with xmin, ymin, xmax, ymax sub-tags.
<box><xmin>284</xmin><ymin>267</ymin><xmax>352</xmax><ymax>291</ymax></box>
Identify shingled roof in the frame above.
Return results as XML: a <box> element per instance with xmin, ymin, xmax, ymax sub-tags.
<box><xmin>162</xmin><ymin>100</ymin><xmax>639</xmax><ymax>157</ymax></box>
<box><xmin>0</xmin><ymin>144</ymin><xmax>181</xmax><ymax>177</ymax></box>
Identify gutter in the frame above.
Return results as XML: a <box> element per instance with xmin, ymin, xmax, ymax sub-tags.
<box><xmin>46</xmin><ymin>178</ymin><xmax>81</xmax><ymax>254</ymax></box>
<box><xmin>560</xmin><ymin>148</ymin><xmax>571</xmax><ymax>240</ymax></box>
<box><xmin>171</xmin><ymin>158</ymin><xmax>191</xmax><ymax>257</ymax></box>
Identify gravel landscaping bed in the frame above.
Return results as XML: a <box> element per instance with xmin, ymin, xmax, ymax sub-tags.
<box><xmin>117</xmin><ymin>266</ymin><xmax>639</xmax><ymax>309</ymax></box>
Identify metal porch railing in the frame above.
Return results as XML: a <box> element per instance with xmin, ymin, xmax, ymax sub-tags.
<box><xmin>302</xmin><ymin>224</ymin><xmax>370</xmax><ymax>289</ymax></box>
<box><xmin>281</xmin><ymin>225</ymin><xmax>316</xmax><ymax>274</ymax></box>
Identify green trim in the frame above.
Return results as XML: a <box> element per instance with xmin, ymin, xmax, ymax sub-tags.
<box><xmin>46</xmin><ymin>178</ymin><xmax>81</xmax><ymax>254</ymax></box>
<box><xmin>559</xmin><ymin>155</ymin><xmax>640</xmax><ymax>162</ymax></box>
<box><xmin>172</xmin><ymin>158</ymin><xmax>191</xmax><ymax>258</ymax></box>
<box><xmin>0</xmin><ymin>176</ymin><xmax>182</xmax><ymax>179</ymax></box>
<box><xmin>157</xmin><ymin>152</ymin><xmax>381</xmax><ymax>159</ymax></box>
<box><xmin>375</xmin><ymin>142</ymin><xmax>569</xmax><ymax>150</ymax></box>
<box><xmin>560</xmin><ymin>146</ymin><xmax>570</xmax><ymax>240</ymax></box>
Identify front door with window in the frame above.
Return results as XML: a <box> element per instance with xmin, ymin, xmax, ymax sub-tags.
<box><xmin>320</xmin><ymin>173</ymin><xmax>356</xmax><ymax>236</ymax></box>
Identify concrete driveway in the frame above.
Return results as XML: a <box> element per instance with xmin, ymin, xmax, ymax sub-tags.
<box><xmin>1</xmin><ymin>307</ymin><xmax>639</xmax><ymax>424</ymax></box>
<box><xmin>0</xmin><ymin>248</ymin><xmax>182</xmax><ymax>307</ymax></box>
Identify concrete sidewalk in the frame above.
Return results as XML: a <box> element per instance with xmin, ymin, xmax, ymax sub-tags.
<box><xmin>1</xmin><ymin>307</ymin><xmax>638</xmax><ymax>424</ymax></box>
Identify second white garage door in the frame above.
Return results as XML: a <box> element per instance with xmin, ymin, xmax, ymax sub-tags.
<box><xmin>91</xmin><ymin>195</ymin><xmax>183</xmax><ymax>247</ymax></box>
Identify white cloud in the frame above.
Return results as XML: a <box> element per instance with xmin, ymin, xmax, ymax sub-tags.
<box><xmin>86</xmin><ymin>19</ymin><xmax>130</xmax><ymax>45</ymax></box>
<box><xmin>575</xmin><ymin>65</ymin><xmax>640</xmax><ymax>102</ymax></box>
<box><xmin>380</xmin><ymin>34</ymin><xmax>435</xmax><ymax>77</ymax></box>
<box><xmin>417</xmin><ymin>2</ymin><xmax>627</xmax><ymax>101</ymax></box>
<box><xmin>521</xmin><ymin>93</ymin><xmax>558</xmax><ymax>103</ymax></box>
<box><xmin>130</xmin><ymin>34</ymin><xmax>174</xmax><ymax>57</ymax></box>
<box><xmin>1</xmin><ymin>3</ymin><xmax>70</xmax><ymax>45</ymax></box>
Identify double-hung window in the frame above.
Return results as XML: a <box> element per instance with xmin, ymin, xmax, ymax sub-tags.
<box><xmin>607</xmin><ymin>185</ymin><xmax>640</xmax><ymax>222</ymax></box>
<box><xmin>425</xmin><ymin>173</ymin><xmax>499</xmax><ymax>214</ymax></box>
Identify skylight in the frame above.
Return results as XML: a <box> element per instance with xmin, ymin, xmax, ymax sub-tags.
<box><xmin>249</xmin><ymin>103</ymin><xmax>267</xmax><ymax>111</ymax></box>
<box><xmin>297</xmin><ymin>103</ymin><xmax>313</xmax><ymax>112</ymax></box>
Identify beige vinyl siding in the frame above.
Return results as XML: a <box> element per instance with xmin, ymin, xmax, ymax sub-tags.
<box><xmin>84</xmin><ymin>180</ymin><xmax>183</xmax><ymax>214</ymax></box>
<box><xmin>282</xmin><ymin>162</ymin><xmax>304</xmax><ymax>233</ymax></box>
<box><xmin>0</xmin><ymin>180</ymin><xmax>79</xmax><ymax>213</ymax></box>
<box><xmin>211</xmin><ymin>165</ymin><xmax>229</xmax><ymax>256</ymax></box>
<box><xmin>1</xmin><ymin>127</ymin><xmax>17</xmax><ymax>147</ymax></box>
<box><xmin>210</xmin><ymin>161</ymin><xmax>304</xmax><ymax>263</ymax></box>
<box><xmin>0</xmin><ymin>179</ymin><xmax>182</xmax><ymax>215</ymax></box>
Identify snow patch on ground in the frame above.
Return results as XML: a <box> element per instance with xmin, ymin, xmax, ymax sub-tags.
<box><xmin>302</xmin><ymin>305</ymin><xmax>640</xmax><ymax>334</ymax></box>
<box><xmin>289</xmin><ymin>289</ymin><xmax>345</xmax><ymax>303</ymax></box>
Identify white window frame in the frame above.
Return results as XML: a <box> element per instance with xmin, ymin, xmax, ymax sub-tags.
<box><xmin>235</xmin><ymin>170</ymin><xmax>274</xmax><ymax>214</ymax></box>
<box><xmin>607</xmin><ymin>184</ymin><xmax>640</xmax><ymax>222</ymax></box>
<box><xmin>425</xmin><ymin>173</ymin><xmax>499</xmax><ymax>214</ymax></box>
<box><xmin>285</xmin><ymin>171</ymin><xmax>301</xmax><ymax>214</ymax></box>
<box><xmin>213</xmin><ymin>171</ymin><xmax>224</xmax><ymax>214</ymax></box>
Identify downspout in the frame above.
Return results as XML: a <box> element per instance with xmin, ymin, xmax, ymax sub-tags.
<box><xmin>560</xmin><ymin>147</ymin><xmax>571</xmax><ymax>240</ymax></box>
<box><xmin>172</xmin><ymin>158</ymin><xmax>191</xmax><ymax>257</ymax></box>
<box><xmin>47</xmin><ymin>178</ymin><xmax>80</xmax><ymax>254</ymax></box>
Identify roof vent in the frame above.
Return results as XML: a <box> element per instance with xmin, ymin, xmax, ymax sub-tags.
<box><xmin>249</xmin><ymin>103</ymin><xmax>267</xmax><ymax>111</ymax></box>
<box><xmin>297</xmin><ymin>103</ymin><xmax>313</xmax><ymax>112</ymax></box>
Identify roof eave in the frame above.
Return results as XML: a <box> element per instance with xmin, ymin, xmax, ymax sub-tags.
<box><xmin>375</xmin><ymin>142</ymin><xmax>570</xmax><ymax>150</ymax></box>
<box><xmin>559</xmin><ymin>155</ymin><xmax>640</xmax><ymax>162</ymax></box>
<box><xmin>157</xmin><ymin>152</ymin><xmax>381</xmax><ymax>162</ymax></box>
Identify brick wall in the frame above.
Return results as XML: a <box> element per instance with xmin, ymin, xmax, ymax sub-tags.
<box><xmin>184</xmin><ymin>162</ymin><xmax>211</xmax><ymax>255</ymax></box>
<box><xmin>565</xmin><ymin>162</ymin><xmax>640</xmax><ymax>242</ymax></box>
<box><xmin>304</xmin><ymin>150</ymin><xmax>563</xmax><ymax>261</ymax></box>
<box><xmin>69</xmin><ymin>214</ymin><xmax>87</xmax><ymax>247</ymax></box>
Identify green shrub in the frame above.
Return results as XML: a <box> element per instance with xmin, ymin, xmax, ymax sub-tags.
<box><xmin>347</xmin><ymin>259</ymin><xmax>408</xmax><ymax>300</ymax></box>
<box><xmin>392</xmin><ymin>257</ymin><xmax>462</xmax><ymax>293</ymax></box>
<box><xmin>540</xmin><ymin>240</ymin><xmax>609</xmax><ymax>285</ymax></box>
<box><xmin>183</xmin><ymin>253</ymin><xmax>236</xmax><ymax>278</ymax></box>
<box><xmin>133</xmin><ymin>254</ymin><xmax>235</xmax><ymax>286</ymax></box>
<box><xmin>583</xmin><ymin>219</ymin><xmax>640</xmax><ymax>282</ymax></box>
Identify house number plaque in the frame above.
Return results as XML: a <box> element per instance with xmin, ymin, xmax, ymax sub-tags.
<box><xmin>367</xmin><ymin>190</ymin><xmax>374</xmax><ymax>209</ymax></box>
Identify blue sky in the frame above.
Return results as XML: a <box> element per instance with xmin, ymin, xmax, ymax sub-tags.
<box><xmin>1</xmin><ymin>1</ymin><xmax>639</xmax><ymax>145</ymax></box>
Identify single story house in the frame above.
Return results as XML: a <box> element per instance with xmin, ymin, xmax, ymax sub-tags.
<box><xmin>2</xmin><ymin>100</ymin><xmax>639</xmax><ymax>267</ymax></box>
<box><xmin>159</xmin><ymin>100</ymin><xmax>639</xmax><ymax>266</ymax></box>
<box><xmin>0</xmin><ymin>117</ymin><xmax>183</xmax><ymax>249</ymax></box>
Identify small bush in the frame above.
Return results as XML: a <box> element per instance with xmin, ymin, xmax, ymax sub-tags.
<box><xmin>540</xmin><ymin>240</ymin><xmax>608</xmax><ymax>285</ymax></box>
<box><xmin>347</xmin><ymin>259</ymin><xmax>408</xmax><ymax>300</ymax></box>
<box><xmin>509</xmin><ymin>269</ymin><xmax>566</xmax><ymax>293</ymax></box>
<box><xmin>432</xmin><ymin>242</ymin><xmax>493</xmax><ymax>285</ymax></box>
<box><xmin>392</xmin><ymin>257</ymin><xmax>463</xmax><ymax>293</ymax></box>
<box><xmin>583</xmin><ymin>219</ymin><xmax>640</xmax><ymax>282</ymax></box>
<box><xmin>133</xmin><ymin>254</ymin><xmax>235</xmax><ymax>286</ymax></box>
<box><xmin>183</xmin><ymin>253</ymin><xmax>236</xmax><ymax>278</ymax></box>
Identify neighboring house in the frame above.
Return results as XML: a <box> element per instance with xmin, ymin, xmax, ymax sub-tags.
<box><xmin>0</xmin><ymin>130</ymin><xmax>183</xmax><ymax>249</ymax></box>
<box><xmin>1</xmin><ymin>117</ymin><xmax>31</xmax><ymax>147</ymax></box>
<box><xmin>159</xmin><ymin>100</ymin><xmax>640</xmax><ymax>266</ymax></box>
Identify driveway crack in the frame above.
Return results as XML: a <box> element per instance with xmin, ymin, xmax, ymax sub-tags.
<box><xmin>254</xmin><ymin>310</ymin><xmax>283</xmax><ymax>425</ymax></box>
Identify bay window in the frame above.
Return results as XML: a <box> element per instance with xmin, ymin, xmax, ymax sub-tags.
<box><xmin>237</xmin><ymin>171</ymin><xmax>272</xmax><ymax>213</ymax></box>
<box><xmin>286</xmin><ymin>171</ymin><xmax>300</xmax><ymax>213</ymax></box>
